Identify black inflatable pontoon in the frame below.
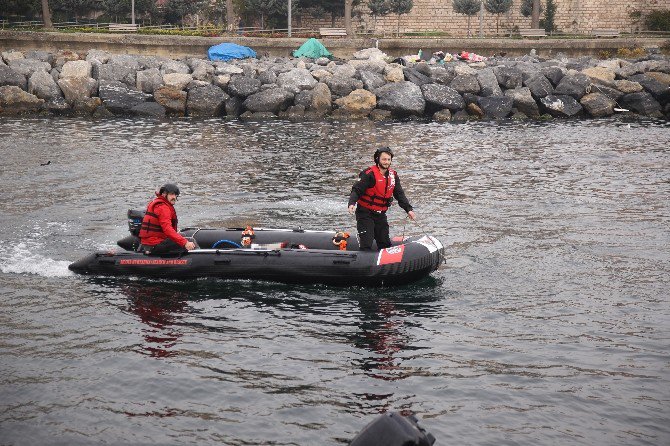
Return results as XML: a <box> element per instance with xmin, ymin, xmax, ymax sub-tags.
<box><xmin>69</xmin><ymin>210</ymin><xmax>444</xmax><ymax>286</ymax></box>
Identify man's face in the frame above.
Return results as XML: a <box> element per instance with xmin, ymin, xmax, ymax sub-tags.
<box><xmin>166</xmin><ymin>193</ymin><xmax>178</xmax><ymax>205</ymax></box>
<box><xmin>378</xmin><ymin>153</ymin><xmax>392</xmax><ymax>169</ymax></box>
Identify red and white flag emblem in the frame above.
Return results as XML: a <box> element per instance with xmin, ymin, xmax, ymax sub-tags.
<box><xmin>377</xmin><ymin>245</ymin><xmax>405</xmax><ymax>265</ymax></box>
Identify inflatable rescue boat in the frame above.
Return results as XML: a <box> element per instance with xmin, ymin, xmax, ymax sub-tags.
<box><xmin>69</xmin><ymin>210</ymin><xmax>444</xmax><ymax>286</ymax></box>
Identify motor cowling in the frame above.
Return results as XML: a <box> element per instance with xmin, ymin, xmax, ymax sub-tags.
<box><xmin>349</xmin><ymin>412</ymin><xmax>435</xmax><ymax>446</ymax></box>
<box><xmin>127</xmin><ymin>209</ymin><xmax>146</xmax><ymax>236</ymax></box>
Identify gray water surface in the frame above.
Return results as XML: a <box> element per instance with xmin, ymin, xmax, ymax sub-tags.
<box><xmin>0</xmin><ymin>116</ymin><xmax>669</xmax><ymax>445</ymax></box>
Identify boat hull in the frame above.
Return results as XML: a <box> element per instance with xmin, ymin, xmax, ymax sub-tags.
<box><xmin>69</xmin><ymin>228</ymin><xmax>444</xmax><ymax>286</ymax></box>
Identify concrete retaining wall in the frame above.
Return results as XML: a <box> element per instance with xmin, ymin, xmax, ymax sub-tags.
<box><xmin>1</xmin><ymin>30</ymin><xmax>667</xmax><ymax>60</ymax></box>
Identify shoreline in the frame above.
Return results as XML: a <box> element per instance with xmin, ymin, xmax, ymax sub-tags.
<box><xmin>0</xmin><ymin>43</ymin><xmax>668</xmax><ymax>121</ymax></box>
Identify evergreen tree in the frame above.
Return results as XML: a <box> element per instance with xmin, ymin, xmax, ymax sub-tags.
<box><xmin>242</xmin><ymin>0</ymin><xmax>283</xmax><ymax>29</ymax></box>
<box><xmin>163</xmin><ymin>0</ymin><xmax>203</xmax><ymax>26</ymax></box>
<box><xmin>387</xmin><ymin>0</ymin><xmax>412</xmax><ymax>35</ymax></box>
<box><xmin>55</xmin><ymin>0</ymin><xmax>96</xmax><ymax>21</ymax></box>
<box><xmin>484</xmin><ymin>0</ymin><xmax>512</xmax><ymax>35</ymax></box>
<box><xmin>101</xmin><ymin>0</ymin><xmax>156</xmax><ymax>23</ymax></box>
<box><xmin>367</xmin><ymin>0</ymin><xmax>390</xmax><ymax>33</ymax></box>
<box><xmin>453</xmin><ymin>0</ymin><xmax>481</xmax><ymax>37</ymax></box>
<box><xmin>542</xmin><ymin>0</ymin><xmax>556</xmax><ymax>32</ymax></box>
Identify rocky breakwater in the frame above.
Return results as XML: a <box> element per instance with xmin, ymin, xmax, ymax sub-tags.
<box><xmin>0</xmin><ymin>47</ymin><xmax>669</xmax><ymax>120</ymax></box>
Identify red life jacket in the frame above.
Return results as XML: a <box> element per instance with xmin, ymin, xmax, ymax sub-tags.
<box><xmin>138</xmin><ymin>195</ymin><xmax>178</xmax><ymax>245</ymax></box>
<box><xmin>357</xmin><ymin>165</ymin><xmax>396</xmax><ymax>212</ymax></box>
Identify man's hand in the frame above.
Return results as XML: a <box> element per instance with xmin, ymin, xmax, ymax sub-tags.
<box><xmin>185</xmin><ymin>241</ymin><xmax>196</xmax><ymax>250</ymax></box>
<box><xmin>407</xmin><ymin>210</ymin><xmax>416</xmax><ymax>221</ymax></box>
<box><xmin>348</xmin><ymin>204</ymin><xmax>355</xmax><ymax>215</ymax></box>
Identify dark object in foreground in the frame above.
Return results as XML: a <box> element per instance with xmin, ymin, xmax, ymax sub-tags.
<box><xmin>69</xmin><ymin>210</ymin><xmax>444</xmax><ymax>287</ymax></box>
<box><xmin>350</xmin><ymin>412</ymin><xmax>436</xmax><ymax>446</ymax></box>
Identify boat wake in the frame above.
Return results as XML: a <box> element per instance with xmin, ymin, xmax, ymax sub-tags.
<box><xmin>0</xmin><ymin>242</ymin><xmax>73</xmax><ymax>277</ymax></box>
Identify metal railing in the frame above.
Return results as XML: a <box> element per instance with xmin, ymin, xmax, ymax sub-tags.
<box><xmin>1</xmin><ymin>19</ymin><xmax>668</xmax><ymax>38</ymax></box>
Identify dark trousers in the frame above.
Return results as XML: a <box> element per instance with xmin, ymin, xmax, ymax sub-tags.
<box><xmin>356</xmin><ymin>206</ymin><xmax>391</xmax><ymax>251</ymax></box>
<box><xmin>142</xmin><ymin>238</ymin><xmax>187</xmax><ymax>257</ymax></box>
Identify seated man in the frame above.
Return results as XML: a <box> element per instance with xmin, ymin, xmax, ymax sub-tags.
<box><xmin>138</xmin><ymin>183</ymin><xmax>196</xmax><ymax>256</ymax></box>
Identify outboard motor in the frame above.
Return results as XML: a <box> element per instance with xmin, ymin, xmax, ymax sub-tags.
<box><xmin>127</xmin><ymin>209</ymin><xmax>145</xmax><ymax>236</ymax></box>
<box><xmin>117</xmin><ymin>209</ymin><xmax>145</xmax><ymax>252</ymax></box>
<box><xmin>349</xmin><ymin>412</ymin><xmax>435</xmax><ymax>446</ymax></box>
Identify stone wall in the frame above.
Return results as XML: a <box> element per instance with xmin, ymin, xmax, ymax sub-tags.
<box><xmin>299</xmin><ymin>0</ymin><xmax>668</xmax><ymax>37</ymax></box>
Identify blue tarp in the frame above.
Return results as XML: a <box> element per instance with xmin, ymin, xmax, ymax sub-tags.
<box><xmin>208</xmin><ymin>43</ymin><xmax>257</xmax><ymax>62</ymax></box>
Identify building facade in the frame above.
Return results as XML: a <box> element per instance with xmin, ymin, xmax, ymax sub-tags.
<box><xmin>300</xmin><ymin>0</ymin><xmax>669</xmax><ymax>37</ymax></box>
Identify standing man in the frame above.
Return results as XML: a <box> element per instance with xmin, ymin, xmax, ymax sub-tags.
<box><xmin>348</xmin><ymin>147</ymin><xmax>416</xmax><ymax>251</ymax></box>
<box><xmin>138</xmin><ymin>183</ymin><xmax>196</xmax><ymax>256</ymax></box>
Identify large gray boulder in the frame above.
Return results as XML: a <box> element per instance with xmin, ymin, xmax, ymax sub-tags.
<box><xmin>136</xmin><ymin>68</ymin><xmax>164</xmax><ymax>94</ymax></box>
<box><xmin>0</xmin><ymin>85</ymin><xmax>44</xmax><ymax>113</ymax></box>
<box><xmin>243</xmin><ymin>88</ymin><xmax>294</xmax><ymax>113</ymax></box>
<box><xmin>58</xmin><ymin>76</ymin><xmax>97</xmax><ymax>103</ymax></box>
<box><xmin>589</xmin><ymin>83</ymin><xmax>623</xmax><ymax>103</ymax></box>
<box><xmin>25</xmin><ymin>50</ymin><xmax>54</xmax><ymax>65</ymax></box>
<box><xmin>541</xmin><ymin>66</ymin><xmax>565</xmax><ymax>86</ymax></box>
<box><xmin>540</xmin><ymin>94</ymin><xmax>583</xmax><ymax>117</ymax></box>
<box><xmin>476</xmin><ymin>68</ymin><xmax>503</xmax><ymax>96</ymax></box>
<box><xmin>98</xmin><ymin>63</ymin><xmax>136</xmax><ymax>87</ymax></box>
<box><xmin>332</xmin><ymin>64</ymin><xmax>357</xmax><ymax>78</ymax></box>
<box><xmin>359</xmin><ymin>70</ymin><xmax>386</xmax><ymax>91</ymax></box>
<box><xmin>28</xmin><ymin>69</ymin><xmax>63</xmax><ymax>101</ymax></box>
<box><xmin>376</xmin><ymin>81</ymin><xmax>425</xmax><ymax>115</ymax></box>
<box><xmin>628</xmin><ymin>74</ymin><xmax>670</xmax><ymax>101</ymax></box>
<box><xmin>515</xmin><ymin>61</ymin><xmax>543</xmax><ymax>81</ymax></box>
<box><xmin>8</xmin><ymin>59</ymin><xmax>52</xmax><ymax>77</ymax></box>
<box><xmin>579</xmin><ymin>92</ymin><xmax>615</xmax><ymax>117</ymax></box>
<box><xmin>620</xmin><ymin>91</ymin><xmax>663</xmax><ymax>117</ymax></box>
<box><xmin>192</xmin><ymin>62</ymin><xmax>214</xmax><ymax>82</ymax></box>
<box><xmin>214</xmin><ymin>62</ymin><xmax>244</xmax><ymax>76</ymax></box>
<box><xmin>86</xmin><ymin>49</ymin><xmax>111</xmax><ymax>65</ymax></box>
<box><xmin>277</xmin><ymin>68</ymin><xmax>317</xmax><ymax>94</ymax></box>
<box><xmin>187</xmin><ymin>84</ymin><xmax>229</xmax><ymax>116</ymax></box>
<box><xmin>160</xmin><ymin>60</ymin><xmax>190</xmax><ymax>75</ymax></box>
<box><xmin>524</xmin><ymin>74</ymin><xmax>554</xmax><ymax>99</ymax></box>
<box><xmin>554</xmin><ymin>73</ymin><xmax>591</xmax><ymax>99</ymax></box>
<box><xmin>324</xmin><ymin>75</ymin><xmax>364</xmax><ymax>97</ymax></box>
<box><xmin>225</xmin><ymin>95</ymin><xmax>245</xmax><ymax>116</ymax></box>
<box><xmin>504</xmin><ymin>87</ymin><xmax>540</xmax><ymax>118</ymax></box>
<box><xmin>421</xmin><ymin>83</ymin><xmax>465</xmax><ymax>111</ymax></box>
<box><xmin>227</xmin><ymin>75</ymin><xmax>262</xmax><ymax>97</ymax></box>
<box><xmin>0</xmin><ymin>65</ymin><xmax>27</xmax><ymax>90</ymax></box>
<box><xmin>309</xmin><ymin>82</ymin><xmax>332</xmax><ymax>114</ymax></box>
<box><xmin>98</xmin><ymin>80</ymin><xmax>151</xmax><ymax>113</ymax></box>
<box><xmin>258</xmin><ymin>69</ymin><xmax>278</xmax><ymax>85</ymax></box>
<box><xmin>131</xmin><ymin>102</ymin><xmax>166</xmax><ymax>118</ymax></box>
<box><xmin>449</xmin><ymin>74</ymin><xmax>480</xmax><ymax>94</ymax></box>
<box><xmin>477</xmin><ymin>96</ymin><xmax>514</xmax><ymax>119</ymax></box>
<box><xmin>403</xmin><ymin>68</ymin><xmax>434</xmax><ymax>87</ymax></box>
<box><xmin>348</xmin><ymin>59</ymin><xmax>386</xmax><ymax>74</ymax></box>
<box><xmin>493</xmin><ymin>66</ymin><xmax>523</xmax><ymax>89</ymax></box>
<box><xmin>431</xmin><ymin>66</ymin><xmax>456</xmax><ymax>85</ymax></box>
<box><xmin>109</xmin><ymin>54</ymin><xmax>141</xmax><ymax>71</ymax></box>
<box><xmin>1</xmin><ymin>51</ymin><xmax>25</xmax><ymax>63</ymax></box>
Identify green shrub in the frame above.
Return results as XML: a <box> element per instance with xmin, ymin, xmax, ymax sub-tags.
<box><xmin>645</xmin><ymin>9</ymin><xmax>670</xmax><ymax>31</ymax></box>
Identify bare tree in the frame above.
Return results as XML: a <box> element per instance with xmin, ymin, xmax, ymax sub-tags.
<box><xmin>227</xmin><ymin>0</ymin><xmax>235</xmax><ymax>31</ymax></box>
<box><xmin>41</xmin><ymin>0</ymin><xmax>53</xmax><ymax>29</ymax></box>
<box><xmin>344</xmin><ymin>0</ymin><xmax>353</xmax><ymax>36</ymax></box>
<box><xmin>531</xmin><ymin>0</ymin><xmax>540</xmax><ymax>28</ymax></box>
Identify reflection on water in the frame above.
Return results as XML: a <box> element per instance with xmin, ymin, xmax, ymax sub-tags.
<box><xmin>0</xmin><ymin>116</ymin><xmax>668</xmax><ymax>445</ymax></box>
<box><xmin>122</xmin><ymin>283</ymin><xmax>190</xmax><ymax>358</ymax></box>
